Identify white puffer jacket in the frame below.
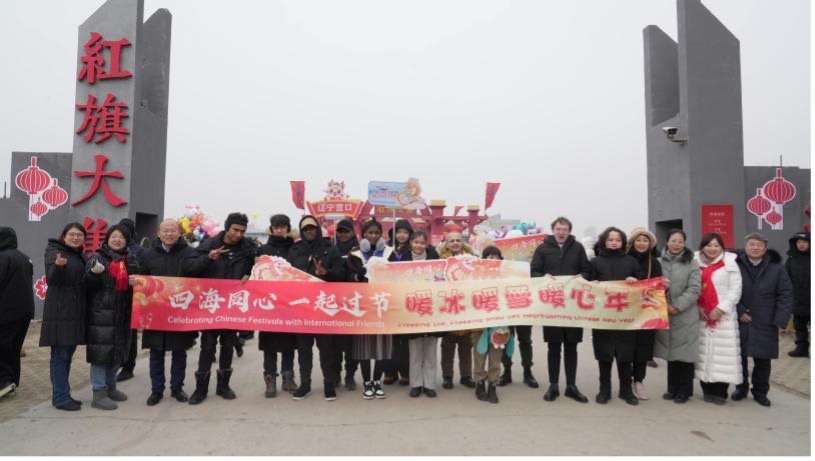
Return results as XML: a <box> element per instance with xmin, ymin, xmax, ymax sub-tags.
<box><xmin>694</xmin><ymin>251</ymin><xmax>743</xmax><ymax>384</ymax></box>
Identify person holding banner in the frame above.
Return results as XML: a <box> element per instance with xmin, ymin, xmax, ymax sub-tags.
<box><xmin>590</xmin><ymin>227</ymin><xmax>643</xmax><ymax>406</ymax></box>
<box><xmin>288</xmin><ymin>215</ymin><xmax>346</xmax><ymax>401</ymax></box>
<box><xmin>528</xmin><ymin>216</ymin><xmax>589</xmax><ymax>403</ymax></box>
<box><xmin>84</xmin><ymin>225</ymin><xmax>139</xmax><ymax>411</ymax></box>
<box><xmin>626</xmin><ymin>227</ymin><xmax>663</xmax><ymax>401</ymax></box>
<box><xmin>257</xmin><ymin>214</ymin><xmax>298</xmax><ymax>397</ymax></box>
<box><xmin>140</xmin><ymin>219</ymin><xmax>198</xmax><ymax>406</ymax></box>
<box><xmin>694</xmin><ymin>233</ymin><xmax>743</xmax><ymax>405</ymax></box>
<box><xmin>383</xmin><ymin>219</ymin><xmax>416</xmax><ymax>386</ymax></box>
<box><xmin>182</xmin><ymin>213</ymin><xmax>256</xmax><ymax>405</ymax></box>
<box><xmin>332</xmin><ymin>218</ymin><xmax>360</xmax><ymax>391</ymax></box>
<box><xmin>349</xmin><ymin>219</ymin><xmax>394</xmax><ymax>399</ymax></box>
<box><xmin>654</xmin><ymin>229</ymin><xmax>701</xmax><ymax>404</ymax></box>
<box><xmin>438</xmin><ymin>230</ymin><xmax>477</xmax><ymax>390</ymax></box>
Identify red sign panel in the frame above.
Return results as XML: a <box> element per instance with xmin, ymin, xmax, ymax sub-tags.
<box><xmin>701</xmin><ymin>204</ymin><xmax>734</xmax><ymax>249</ymax></box>
<box><xmin>306</xmin><ymin>200</ymin><xmax>363</xmax><ymax>219</ymax></box>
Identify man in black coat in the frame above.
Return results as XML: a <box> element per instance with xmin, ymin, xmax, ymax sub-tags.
<box><xmin>526</xmin><ymin>216</ymin><xmax>591</xmax><ymax>403</ymax></box>
<box><xmin>0</xmin><ymin>227</ymin><xmax>34</xmax><ymax>398</ymax></box>
<box><xmin>785</xmin><ymin>232</ymin><xmax>810</xmax><ymax>357</ymax></box>
<box><xmin>140</xmin><ymin>219</ymin><xmax>198</xmax><ymax>406</ymax></box>
<box><xmin>182</xmin><ymin>212</ymin><xmax>257</xmax><ymax>404</ymax></box>
<box><xmin>733</xmin><ymin>232</ymin><xmax>794</xmax><ymax>407</ymax></box>
<box><xmin>116</xmin><ymin>217</ymin><xmax>145</xmax><ymax>383</ymax></box>
<box><xmin>287</xmin><ymin>215</ymin><xmax>345</xmax><ymax>401</ymax></box>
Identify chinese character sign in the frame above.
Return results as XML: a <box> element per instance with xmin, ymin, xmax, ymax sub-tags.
<box><xmin>131</xmin><ymin>275</ymin><xmax>669</xmax><ymax>334</ymax></box>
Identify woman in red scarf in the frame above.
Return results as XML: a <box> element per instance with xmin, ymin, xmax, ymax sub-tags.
<box><xmin>85</xmin><ymin>224</ymin><xmax>139</xmax><ymax>411</ymax></box>
<box><xmin>694</xmin><ymin>233</ymin><xmax>743</xmax><ymax>405</ymax></box>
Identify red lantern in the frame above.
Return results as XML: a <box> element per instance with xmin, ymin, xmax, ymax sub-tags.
<box><xmin>764</xmin><ymin>210</ymin><xmax>782</xmax><ymax>226</ymax></box>
<box><xmin>763</xmin><ymin>168</ymin><xmax>797</xmax><ymax>205</ymax></box>
<box><xmin>30</xmin><ymin>200</ymin><xmax>48</xmax><ymax>218</ymax></box>
<box><xmin>14</xmin><ymin>156</ymin><xmax>51</xmax><ymax>196</ymax></box>
<box><xmin>41</xmin><ymin>178</ymin><xmax>69</xmax><ymax>208</ymax></box>
<box><xmin>746</xmin><ymin>188</ymin><xmax>771</xmax><ymax>230</ymax></box>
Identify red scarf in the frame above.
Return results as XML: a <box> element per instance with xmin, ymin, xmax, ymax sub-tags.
<box><xmin>697</xmin><ymin>259</ymin><xmax>725</xmax><ymax>329</ymax></box>
<box><xmin>107</xmin><ymin>258</ymin><xmax>129</xmax><ymax>292</ymax></box>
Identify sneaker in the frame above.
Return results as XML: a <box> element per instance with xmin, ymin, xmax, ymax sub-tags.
<box><xmin>633</xmin><ymin>382</ymin><xmax>649</xmax><ymax>400</ymax></box>
<box><xmin>324</xmin><ymin>386</ymin><xmax>337</xmax><ymax>401</ymax></box>
<box><xmin>422</xmin><ymin>388</ymin><xmax>437</xmax><ymax>398</ymax></box>
<box><xmin>292</xmin><ymin>383</ymin><xmax>311</xmax><ymax>401</ymax></box>
<box><xmin>344</xmin><ymin>376</ymin><xmax>357</xmax><ymax>391</ymax></box>
<box><xmin>55</xmin><ymin>401</ymin><xmax>81</xmax><ymax>411</ymax></box>
<box><xmin>373</xmin><ymin>381</ymin><xmax>386</xmax><ymax>399</ymax></box>
<box><xmin>0</xmin><ymin>382</ymin><xmax>15</xmax><ymax>398</ymax></box>
<box><xmin>362</xmin><ymin>381</ymin><xmax>374</xmax><ymax>400</ymax></box>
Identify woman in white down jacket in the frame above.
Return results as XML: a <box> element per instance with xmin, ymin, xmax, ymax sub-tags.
<box><xmin>694</xmin><ymin>233</ymin><xmax>743</xmax><ymax>405</ymax></box>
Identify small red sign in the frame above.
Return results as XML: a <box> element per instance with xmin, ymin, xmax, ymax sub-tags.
<box><xmin>306</xmin><ymin>200</ymin><xmax>363</xmax><ymax>219</ymax></box>
<box><xmin>701</xmin><ymin>204</ymin><xmax>734</xmax><ymax>249</ymax></box>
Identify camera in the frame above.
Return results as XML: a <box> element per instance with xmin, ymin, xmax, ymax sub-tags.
<box><xmin>662</xmin><ymin>126</ymin><xmax>678</xmax><ymax>136</ymax></box>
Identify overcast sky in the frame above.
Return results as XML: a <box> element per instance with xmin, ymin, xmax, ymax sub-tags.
<box><xmin>1</xmin><ymin>0</ymin><xmax>810</xmax><ymax>237</ymax></box>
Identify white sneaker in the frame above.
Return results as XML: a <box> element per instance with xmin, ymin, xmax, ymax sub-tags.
<box><xmin>362</xmin><ymin>381</ymin><xmax>374</xmax><ymax>400</ymax></box>
<box><xmin>633</xmin><ymin>381</ymin><xmax>649</xmax><ymax>400</ymax></box>
<box><xmin>373</xmin><ymin>381</ymin><xmax>386</xmax><ymax>399</ymax></box>
<box><xmin>0</xmin><ymin>383</ymin><xmax>16</xmax><ymax>398</ymax></box>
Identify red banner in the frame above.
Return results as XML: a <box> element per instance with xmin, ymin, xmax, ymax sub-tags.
<box><xmin>290</xmin><ymin>181</ymin><xmax>305</xmax><ymax>210</ymax></box>
<box><xmin>131</xmin><ymin>276</ymin><xmax>668</xmax><ymax>334</ymax></box>
<box><xmin>485</xmin><ymin>182</ymin><xmax>501</xmax><ymax>210</ymax></box>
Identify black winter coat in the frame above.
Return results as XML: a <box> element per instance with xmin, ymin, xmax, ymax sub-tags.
<box><xmin>532</xmin><ymin>235</ymin><xmax>591</xmax><ymax>343</ymax></box>
<box><xmin>785</xmin><ymin>236</ymin><xmax>810</xmax><ymax>316</ymax></box>
<box><xmin>39</xmin><ymin>239</ymin><xmax>86</xmax><ymax>347</ymax></box>
<box><xmin>287</xmin><ymin>238</ymin><xmax>345</xmax><ymax>282</ymax></box>
<box><xmin>590</xmin><ymin>248</ymin><xmax>644</xmax><ymax>362</ymax></box>
<box><xmin>85</xmin><ymin>244</ymin><xmax>139</xmax><ymax>365</ymax></box>
<box><xmin>182</xmin><ymin>231</ymin><xmax>257</xmax><ymax>280</ymax></box>
<box><xmin>628</xmin><ymin>249</ymin><xmax>663</xmax><ymax>363</ymax></box>
<box><xmin>258</xmin><ymin>235</ymin><xmax>297</xmax><ymax>352</ymax></box>
<box><xmin>0</xmin><ymin>227</ymin><xmax>34</xmax><ymax>325</ymax></box>
<box><xmin>736</xmin><ymin>250</ymin><xmax>794</xmax><ymax>359</ymax></box>
<box><xmin>387</xmin><ymin>246</ymin><xmax>440</xmax><ymax>262</ymax></box>
<box><xmin>140</xmin><ymin>239</ymin><xmax>197</xmax><ymax>351</ymax></box>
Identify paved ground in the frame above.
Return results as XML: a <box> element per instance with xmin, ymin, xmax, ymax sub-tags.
<box><xmin>0</xmin><ymin>322</ymin><xmax>809</xmax><ymax>455</ymax></box>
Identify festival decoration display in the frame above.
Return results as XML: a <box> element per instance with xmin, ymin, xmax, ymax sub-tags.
<box><xmin>15</xmin><ymin>156</ymin><xmax>68</xmax><ymax>221</ymax></box>
<box><xmin>178</xmin><ymin>204</ymin><xmax>222</xmax><ymax>241</ymax></box>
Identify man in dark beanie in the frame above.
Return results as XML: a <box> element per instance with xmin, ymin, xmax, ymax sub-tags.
<box><xmin>182</xmin><ymin>212</ymin><xmax>256</xmax><ymax>404</ymax></box>
<box><xmin>257</xmin><ymin>214</ymin><xmax>299</xmax><ymax>396</ymax></box>
<box><xmin>116</xmin><ymin>217</ymin><xmax>145</xmax><ymax>383</ymax></box>
<box><xmin>0</xmin><ymin>227</ymin><xmax>34</xmax><ymax>398</ymax></box>
<box><xmin>785</xmin><ymin>232</ymin><xmax>810</xmax><ymax>357</ymax></box>
<box><xmin>332</xmin><ymin>218</ymin><xmax>360</xmax><ymax>390</ymax></box>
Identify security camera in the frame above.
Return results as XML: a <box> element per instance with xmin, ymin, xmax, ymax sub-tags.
<box><xmin>662</xmin><ymin>126</ymin><xmax>678</xmax><ymax>136</ymax></box>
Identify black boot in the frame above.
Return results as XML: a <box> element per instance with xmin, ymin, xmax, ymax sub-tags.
<box><xmin>475</xmin><ymin>381</ymin><xmax>487</xmax><ymax>401</ymax></box>
<box><xmin>215</xmin><ymin>369</ymin><xmax>236</xmax><ymax>400</ymax></box>
<box><xmin>188</xmin><ymin>370</ymin><xmax>210</xmax><ymax>405</ymax></box>
<box><xmin>595</xmin><ymin>383</ymin><xmax>611</xmax><ymax>404</ymax></box>
<box><xmin>788</xmin><ymin>348</ymin><xmax>809</xmax><ymax>358</ymax></box>
<box><xmin>460</xmin><ymin>376</ymin><xmax>476</xmax><ymax>389</ymax></box>
<box><xmin>498</xmin><ymin>367</ymin><xmax>512</xmax><ymax>386</ymax></box>
<box><xmin>523</xmin><ymin>368</ymin><xmax>539</xmax><ymax>389</ymax></box>
<box><xmin>543</xmin><ymin>383</ymin><xmax>559</xmax><ymax>401</ymax></box>
<box><xmin>619</xmin><ymin>382</ymin><xmax>639</xmax><ymax>406</ymax></box>
<box><xmin>731</xmin><ymin>386</ymin><xmax>749</xmax><ymax>401</ymax></box>
<box><xmin>487</xmin><ymin>383</ymin><xmax>499</xmax><ymax>404</ymax></box>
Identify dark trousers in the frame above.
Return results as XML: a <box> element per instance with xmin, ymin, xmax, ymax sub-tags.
<box><xmin>700</xmin><ymin>381</ymin><xmax>729</xmax><ymax>398</ymax></box>
<box><xmin>360</xmin><ymin>359</ymin><xmax>385</xmax><ymax>382</ymax></box>
<box><xmin>598</xmin><ymin>360</ymin><xmax>632</xmax><ymax>391</ymax></box>
<box><xmin>793</xmin><ymin>315</ymin><xmax>810</xmax><ymax>350</ymax></box>
<box><xmin>296</xmin><ymin>334</ymin><xmax>337</xmax><ymax>382</ymax></box>
<box><xmin>547</xmin><ymin>341</ymin><xmax>578</xmax><ymax>385</ymax></box>
<box><xmin>50</xmin><ymin>345</ymin><xmax>76</xmax><ymax>406</ymax></box>
<box><xmin>149</xmin><ymin>348</ymin><xmax>187</xmax><ymax>394</ymax></box>
<box><xmin>333</xmin><ymin>335</ymin><xmax>357</xmax><ymax>378</ymax></box>
<box><xmin>501</xmin><ymin>326</ymin><xmax>533</xmax><ymax>369</ymax></box>
<box><xmin>0</xmin><ymin>319</ymin><xmax>30</xmax><ymax>386</ymax></box>
<box><xmin>197</xmin><ymin>330</ymin><xmax>235</xmax><ymax>372</ymax></box>
<box><xmin>382</xmin><ymin>335</ymin><xmax>409</xmax><ymax>378</ymax></box>
<box><xmin>739</xmin><ymin>356</ymin><xmax>772</xmax><ymax>396</ymax></box>
<box><xmin>441</xmin><ymin>333</ymin><xmax>472</xmax><ymax>379</ymax></box>
<box><xmin>121</xmin><ymin>329</ymin><xmax>138</xmax><ymax>372</ymax></box>
<box><xmin>263</xmin><ymin>349</ymin><xmax>295</xmax><ymax>376</ymax></box>
<box><xmin>633</xmin><ymin>361</ymin><xmax>648</xmax><ymax>383</ymax></box>
<box><xmin>666</xmin><ymin>361</ymin><xmax>694</xmax><ymax>397</ymax></box>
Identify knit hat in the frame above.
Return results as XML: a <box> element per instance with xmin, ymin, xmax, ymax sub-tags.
<box><xmin>269</xmin><ymin>214</ymin><xmax>291</xmax><ymax>232</ymax></box>
<box><xmin>628</xmin><ymin>227</ymin><xmax>657</xmax><ymax>251</ymax></box>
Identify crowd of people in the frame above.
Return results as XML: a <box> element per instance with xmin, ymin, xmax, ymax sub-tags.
<box><xmin>0</xmin><ymin>213</ymin><xmax>808</xmax><ymax>413</ymax></box>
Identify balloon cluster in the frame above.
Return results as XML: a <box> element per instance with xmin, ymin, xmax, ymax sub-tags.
<box><xmin>178</xmin><ymin>204</ymin><xmax>222</xmax><ymax>241</ymax></box>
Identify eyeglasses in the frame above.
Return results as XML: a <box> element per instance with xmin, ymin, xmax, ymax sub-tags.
<box><xmin>65</xmin><ymin>233</ymin><xmax>85</xmax><ymax>238</ymax></box>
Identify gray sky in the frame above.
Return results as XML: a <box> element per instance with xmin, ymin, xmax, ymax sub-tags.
<box><xmin>1</xmin><ymin>0</ymin><xmax>810</xmax><ymax>237</ymax></box>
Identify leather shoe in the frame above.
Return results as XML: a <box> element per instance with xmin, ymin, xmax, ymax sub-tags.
<box><xmin>663</xmin><ymin>392</ymin><xmax>677</xmax><ymax>401</ymax></box>
<box><xmin>595</xmin><ymin>391</ymin><xmax>610</xmax><ymax>404</ymax></box>
<box><xmin>702</xmin><ymin>394</ymin><xmax>714</xmax><ymax>403</ymax></box>
<box><xmin>564</xmin><ymin>385</ymin><xmax>589</xmax><ymax>403</ymax></box>
<box><xmin>442</xmin><ymin>378</ymin><xmax>453</xmax><ymax>389</ymax></box>
<box><xmin>497</xmin><ymin>369</ymin><xmax>512</xmax><ymax>387</ymax></box>
<box><xmin>788</xmin><ymin>349</ymin><xmax>809</xmax><ymax>358</ymax></box>
<box><xmin>522</xmin><ymin>368</ymin><xmax>539</xmax><ymax>389</ymax></box>
<box><xmin>116</xmin><ymin>369</ymin><xmax>134</xmax><ymax>382</ymax></box>
<box><xmin>753</xmin><ymin>394</ymin><xmax>771</xmax><ymax>407</ymax></box>
<box><xmin>171</xmin><ymin>389</ymin><xmax>189</xmax><ymax>403</ymax></box>
<box><xmin>146</xmin><ymin>393</ymin><xmax>163</xmax><ymax>406</ymax></box>
<box><xmin>460</xmin><ymin>376</ymin><xmax>476</xmax><ymax>389</ymax></box>
<box><xmin>731</xmin><ymin>388</ymin><xmax>749</xmax><ymax>401</ymax></box>
<box><xmin>409</xmin><ymin>387</ymin><xmax>422</xmax><ymax>398</ymax></box>
<box><xmin>423</xmin><ymin>388</ymin><xmax>437</xmax><ymax>398</ymax></box>
<box><xmin>543</xmin><ymin>384</ymin><xmax>559</xmax><ymax>402</ymax></box>
<box><xmin>673</xmin><ymin>394</ymin><xmax>689</xmax><ymax>404</ymax></box>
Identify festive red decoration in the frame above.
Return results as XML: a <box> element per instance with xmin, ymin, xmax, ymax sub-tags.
<box><xmin>41</xmin><ymin>178</ymin><xmax>68</xmax><ymax>208</ymax></box>
<box><xmin>30</xmin><ymin>200</ymin><xmax>48</xmax><ymax>217</ymax></box>
<box><xmin>72</xmin><ymin>154</ymin><xmax>128</xmax><ymax>207</ymax></box>
<box><xmin>290</xmin><ymin>181</ymin><xmax>305</xmax><ymax>210</ymax></box>
<box><xmin>746</xmin><ymin>188</ymin><xmax>771</xmax><ymax>217</ymax></box>
<box><xmin>485</xmin><ymin>182</ymin><xmax>501</xmax><ymax>210</ymax></box>
<box><xmin>764</xmin><ymin>210</ymin><xmax>782</xmax><ymax>226</ymax></box>
<box><xmin>763</xmin><ymin>168</ymin><xmax>796</xmax><ymax>205</ymax></box>
<box><xmin>77</xmin><ymin>32</ymin><xmax>133</xmax><ymax>84</ymax></box>
<box><xmin>34</xmin><ymin>276</ymin><xmax>48</xmax><ymax>300</ymax></box>
<box><xmin>15</xmin><ymin>156</ymin><xmax>51</xmax><ymax>196</ymax></box>
<box><xmin>75</xmin><ymin>93</ymin><xmax>130</xmax><ymax>144</ymax></box>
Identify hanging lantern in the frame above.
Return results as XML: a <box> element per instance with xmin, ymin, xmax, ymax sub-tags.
<box><xmin>30</xmin><ymin>200</ymin><xmax>48</xmax><ymax>218</ymax></box>
<box><xmin>14</xmin><ymin>156</ymin><xmax>51</xmax><ymax>196</ymax></box>
<box><xmin>41</xmin><ymin>178</ymin><xmax>69</xmax><ymax>208</ymax></box>
<box><xmin>763</xmin><ymin>168</ymin><xmax>797</xmax><ymax>205</ymax></box>
<box><xmin>764</xmin><ymin>210</ymin><xmax>782</xmax><ymax>226</ymax></box>
<box><xmin>746</xmin><ymin>188</ymin><xmax>771</xmax><ymax>230</ymax></box>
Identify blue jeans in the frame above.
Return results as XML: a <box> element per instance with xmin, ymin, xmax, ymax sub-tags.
<box><xmin>90</xmin><ymin>362</ymin><xmax>119</xmax><ymax>391</ymax></box>
<box><xmin>50</xmin><ymin>345</ymin><xmax>76</xmax><ymax>406</ymax></box>
<box><xmin>149</xmin><ymin>349</ymin><xmax>187</xmax><ymax>394</ymax></box>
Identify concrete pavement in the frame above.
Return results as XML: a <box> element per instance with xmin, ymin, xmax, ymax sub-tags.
<box><xmin>0</xmin><ymin>325</ymin><xmax>809</xmax><ymax>455</ymax></box>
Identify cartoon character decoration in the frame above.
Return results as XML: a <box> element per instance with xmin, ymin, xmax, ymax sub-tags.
<box><xmin>323</xmin><ymin>179</ymin><xmax>349</xmax><ymax>201</ymax></box>
<box><xmin>476</xmin><ymin>327</ymin><xmax>515</xmax><ymax>354</ymax></box>
<box><xmin>396</xmin><ymin>177</ymin><xmax>427</xmax><ymax>210</ymax></box>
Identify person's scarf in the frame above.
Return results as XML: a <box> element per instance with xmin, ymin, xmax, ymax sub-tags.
<box><xmin>698</xmin><ymin>258</ymin><xmax>725</xmax><ymax>329</ymax></box>
<box><xmin>107</xmin><ymin>257</ymin><xmax>130</xmax><ymax>292</ymax></box>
